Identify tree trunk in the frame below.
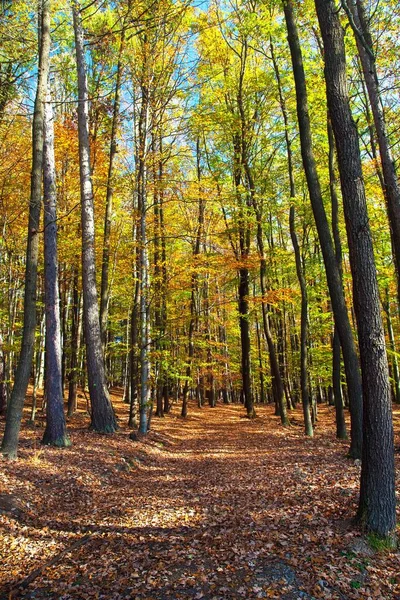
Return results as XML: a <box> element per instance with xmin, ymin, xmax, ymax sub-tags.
<box><xmin>327</xmin><ymin>116</ymin><xmax>347</xmax><ymax>440</ymax></box>
<box><xmin>67</xmin><ymin>268</ymin><xmax>81</xmax><ymax>416</ymax></box>
<box><xmin>282</xmin><ymin>0</ymin><xmax>363</xmax><ymax>458</ymax></box>
<box><xmin>239</xmin><ymin>267</ymin><xmax>254</xmax><ymax>418</ymax></box>
<box><xmin>42</xmin><ymin>87</ymin><xmax>70</xmax><ymax>447</ymax></box>
<box><xmin>1</xmin><ymin>0</ymin><xmax>51</xmax><ymax>459</ymax></box>
<box><xmin>344</xmin><ymin>0</ymin><xmax>400</xmax><ymax>303</ymax></box>
<box><xmin>99</xmin><ymin>26</ymin><xmax>126</xmax><ymax>347</ymax></box>
<box><xmin>315</xmin><ymin>0</ymin><xmax>396</xmax><ymax>539</ymax></box>
<box><xmin>182</xmin><ymin>139</ymin><xmax>204</xmax><ymax>417</ymax></box>
<box><xmin>290</xmin><ymin>206</ymin><xmax>313</xmax><ymax>437</ymax></box>
<box><xmin>383</xmin><ymin>287</ymin><xmax>400</xmax><ymax>404</ymax></box>
<box><xmin>72</xmin><ymin>0</ymin><xmax>117</xmax><ymax>433</ymax></box>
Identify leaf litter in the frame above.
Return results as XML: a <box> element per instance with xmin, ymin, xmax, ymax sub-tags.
<box><xmin>0</xmin><ymin>396</ymin><xmax>399</xmax><ymax>599</ymax></box>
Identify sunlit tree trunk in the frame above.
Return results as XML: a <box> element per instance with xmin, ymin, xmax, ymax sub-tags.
<box><xmin>99</xmin><ymin>25</ymin><xmax>126</xmax><ymax>348</ymax></box>
<box><xmin>1</xmin><ymin>0</ymin><xmax>51</xmax><ymax>459</ymax></box>
<box><xmin>72</xmin><ymin>0</ymin><xmax>117</xmax><ymax>433</ymax></box>
<box><xmin>182</xmin><ymin>140</ymin><xmax>204</xmax><ymax>417</ymax></box>
<box><xmin>42</xmin><ymin>87</ymin><xmax>70</xmax><ymax>447</ymax></box>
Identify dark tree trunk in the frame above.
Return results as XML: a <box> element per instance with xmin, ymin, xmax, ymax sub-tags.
<box><xmin>282</xmin><ymin>0</ymin><xmax>363</xmax><ymax>458</ymax></box>
<box><xmin>239</xmin><ymin>267</ymin><xmax>254</xmax><ymax>418</ymax></box>
<box><xmin>344</xmin><ymin>0</ymin><xmax>400</xmax><ymax>304</ymax></box>
<box><xmin>42</xmin><ymin>87</ymin><xmax>70</xmax><ymax>447</ymax></box>
<box><xmin>290</xmin><ymin>206</ymin><xmax>313</xmax><ymax>437</ymax></box>
<box><xmin>72</xmin><ymin>0</ymin><xmax>117</xmax><ymax>433</ymax></box>
<box><xmin>315</xmin><ymin>0</ymin><xmax>396</xmax><ymax>539</ymax></box>
<box><xmin>0</xmin><ymin>340</ymin><xmax>7</xmax><ymax>417</ymax></box>
<box><xmin>1</xmin><ymin>0</ymin><xmax>51</xmax><ymax>459</ymax></box>
<box><xmin>255</xmin><ymin>310</ymin><xmax>265</xmax><ymax>404</ymax></box>
<box><xmin>327</xmin><ymin>115</ymin><xmax>348</xmax><ymax>440</ymax></box>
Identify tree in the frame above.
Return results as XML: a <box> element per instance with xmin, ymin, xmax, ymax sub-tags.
<box><xmin>1</xmin><ymin>0</ymin><xmax>51</xmax><ymax>459</ymax></box>
<box><xmin>72</xmin><ymin>0</ymin><xmax>117</xmax><ymax>433</ymax></box>
<box><xmin>282</xmin><ymin>0</ymin><xmax>363</xmax><ymax>458</ymax></box>
<box><xmin>343</xmin><ymin>0</ymin><xmax>400</xmax><ymax>304</ymax></box>
<box><xmin>42</xmin><ymin>86</ymin><xmax>70</xmax><ymax>447</ymax></box>
<box><xmin>315</xmin><ymin>0</ymin><xmax>396</xmax><ymax>539</ymax></box>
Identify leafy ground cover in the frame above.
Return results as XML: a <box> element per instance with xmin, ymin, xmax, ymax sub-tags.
<box><xmin>0</xmin><ymin>395</ymin><xmax>399</xmax><ymax>599</ymax></box>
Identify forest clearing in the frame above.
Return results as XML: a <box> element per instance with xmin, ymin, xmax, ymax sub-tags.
<box><xmin>0</xmin><ymin>395</ymin><xmax>399</xmax><ymax>600</ymax></box>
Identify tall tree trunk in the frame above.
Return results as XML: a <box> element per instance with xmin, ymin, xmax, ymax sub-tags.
<box><xmin>136</xmin><ymin>71</ymin><xmax>151</xmax><ymax>435</ymax></box>
<box><xmin>72</xmin><ymin>0</ymin><xmax>117</xmax><ymax>433</ymax></box>
<box><xmin>182</xmin><ymin>140</ymin><xmax>204</xmax><ymax>417</ymax></box>
<box><xmin>289</xmin><ymin>206</ymin><xmax>313</xmax><ymax>437</ymax></box>
<box><xmin>282</xmin><ymin>0</ymin><xmax>363</xmax><ymax>458</ymax></box>
<box><xmin>315</xmin><ymin>0</ymin><xmax>396</xmax><ymax>539</ymax></box>
<box><xmin>42</xmin><ymin>87</ymin><xmax>70</xmax><ymax>447</ymax></box>
<box><xmin>327</xmin><ymin>116</ymin><xmax>347</xmax><ymax>440</ymax></box>
<box><xmin>1</xmin><ymin>0</ymin><xmax>51</xmax><ymax>459</ymax></box>
<box><xmin>99</xmin><ymin>26</ymin><xmax>126</xmax><ymax>347</ymax></box>
<box><xmin>343</xmin><ymin>0</ymin><xmax>400</xmax><ymax>303</ymax></box>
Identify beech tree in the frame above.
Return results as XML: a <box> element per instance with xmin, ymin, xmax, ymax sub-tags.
<box><xmin>282</xmin><ymin>0</ymin><xmax>363</xmax><ymax>458</ymax></box>
<box><xmin>42</xmin><ymin>86</ymin><xmax>70</xmax><ymax>447</ymax></box>
<box><xmin>1</xmin><ymin>0</ymin><xmax>51</xmax><ymax>459</ymax></box>
<box><xmin>315</xmin><ymin>0</ymin><xmax>396</xmax><ymax>540</ymax></box>
<box><xmin>72</xmin><ymin>0</ymin><xmax>117</xmax><ymax>433</ymax></box>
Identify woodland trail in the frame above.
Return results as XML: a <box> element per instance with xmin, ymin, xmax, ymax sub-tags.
<box><xmin>0</xmin><ymin>399</ymin><xmax>399</xmax><ymax>599</ymax></box>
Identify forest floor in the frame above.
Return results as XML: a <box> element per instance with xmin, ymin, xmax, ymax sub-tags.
<box><xmin>0</xmin><ymin>394</ymin><xmax>399</xmax><ymax>600</ymax></box>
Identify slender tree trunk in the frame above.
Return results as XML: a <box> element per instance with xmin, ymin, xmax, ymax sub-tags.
<box><xmin>290</xmin><ymin>206</ymin><xmax>313</xmax><ymax>437</ymax></box>
<box><xmin>67</xmin><ymin>269</ymin><xmax>80</xmax><ymax>416</ymax></box>
<box><xmin>129</xmin><ymin>278</ymin><xmax>140</xmax><ymax>428</ymax></box>
<box><xmin>327</xmin><ymin>116</ymin><xmax>347</xmax><ymax>440</ymax></box>
<box><xmin>239</xmin><ymin>266</ymin><xmax>254</xmax><ymax>418</ymax></box>
<box><xmin>255</xmin><ymin>306</ymin><xmax>265</xmax><ymax>404</ymax></box>
<box><xmin>72</xmin><ymin>0</ymin><xmax>117</xmax><ymax>433</ymax></box>
<box><xmin>315</xmin><ymin>0</ymin><xmax>396</xmax><ymax>539</ymax></box>
<box><xmin>153</xmin><ymin>134</ymin><xmax>164</xmax><ymax>418</ymax></box>
<box><xmin>383</xmin><ymin>287</ymin><xmax>400</xmax><ymax>404</ymax></box>
<box><xmin>42</xmin><ymin>87</ymin><xmax>70</xmax><ymax>447</ymax></box>
<box><xmin>0</xmin><ymin>340</ymin><xmax>6</xmax><ymax>417</ymax></box>
<box><xmin>99</xmin><ymin>27</ymin><xmax>126</xmax><ymax>347</ymax></box>
<box><xmin>1</xmin><ymin>0</ymin><xmax>51</xmax><ymax>459</ymax></box>
<box><xmin>282</xmin><ymin>0</ymin><xmax>363</xmax><ymax>458</ymax></box>
<box><xmin>135</xmin><ymin>70</ymin><xmax>151</xmax><ymax>435</ymax></box>
<box><xmin>182</xmin><ymin>139</ymin><xmax>204</xmax><ymax>417</ymax></box>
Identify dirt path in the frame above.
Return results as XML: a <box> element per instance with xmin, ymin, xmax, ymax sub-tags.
<box><xmin>0</xmin><ymin>402</ymin><xmax>399</xmax><ymax>599</ymax></box>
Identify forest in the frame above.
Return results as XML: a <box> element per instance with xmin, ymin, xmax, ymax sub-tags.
<box><xmin>0</xmin><ymin>0</ymin><xmax>399</xmax><ymax>598</ymax></box>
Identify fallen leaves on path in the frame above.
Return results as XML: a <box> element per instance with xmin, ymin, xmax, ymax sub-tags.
<box><xmin>0</xmin><ymin>397</ymin><xmax>399</xmax><ymax>599</ymax></box>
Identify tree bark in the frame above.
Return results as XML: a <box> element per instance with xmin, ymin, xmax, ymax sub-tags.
<box><xmin>67</xmin><ymin>268</ymin><xmax>81</xmax><ymax>416</ymax></box>
<box><xmin>1</xmin><ymin>0</ymin><xmax>51</xmax><ymax>458</ymax></box>
<box><xmin>42</xmin><ymin>86</ymin><xmax>70</xmax><ymax>447</ymax></box>
<box><xmin>282</xmin><ymin>0</ymin><xmax>363</xmax><ymax>458</ymax></box>
<box><xmin>344</xmin><ymin>0</ymin><xmax>400</xmax><ymax>303</ymax></box>
<box><xmin>99</xmin><ymin>26</ymin><xmax>126</xmax><ymax>347</ymax></box>
<box><xmin>327</xmin><ymin>116</ymin><xmax>347</xmax><ymax>440</ymax></box>
<box><xmin>72</xmin><ymin>0</ymin><xmax>117</xmax><ymax>433</ymax></box>
<box><xmin>315</xmin><ymin>0</ymin><xmax>396</xmax><ymax>539</ymax></box>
